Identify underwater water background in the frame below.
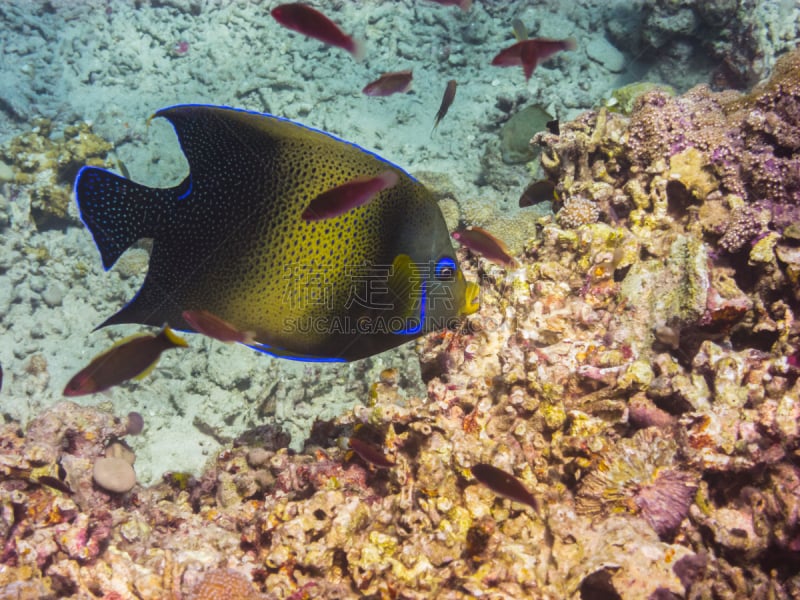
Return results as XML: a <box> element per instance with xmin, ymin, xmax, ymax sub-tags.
<box><xmin>0</xmin><ymin>0</ymin><xmax>797</xmax><ymax>485</ymax></box>
<box><xmin>2</xmin><ymin>1</ymin><xmax>800</xmax><ymax>598</ymax></box>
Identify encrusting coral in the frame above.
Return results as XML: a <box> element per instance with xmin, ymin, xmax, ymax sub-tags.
<box><xmin>2</xmin><ymin>49</ymin><xmax>800</xmax><ymax>600</ymax></box>
<box><xmin>0</xmin><ymin>118</ymin><xmax>112</xmax><ymax>228</ymax></box>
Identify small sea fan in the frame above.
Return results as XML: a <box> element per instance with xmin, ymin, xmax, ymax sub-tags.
<box><xmin>576</xmin><ymin>428</ymin><xmax>698</xmax><ymax>539</ymax></box>
<box><xmin>634</xmin><ymin>468</ymin><xmax>698</xmax><ymax>537</ymax></box>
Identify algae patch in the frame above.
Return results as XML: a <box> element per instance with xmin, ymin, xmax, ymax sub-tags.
<box><xmin>500</xmin><ymin>104</ymin><xmax>552</xmax><ymax>165</ymax></box>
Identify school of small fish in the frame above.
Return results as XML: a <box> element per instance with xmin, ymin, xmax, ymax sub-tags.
<box><xmin>270</xmin><ymin>2</ymin><xmax>575</xmax><ymax>131</ymax></box>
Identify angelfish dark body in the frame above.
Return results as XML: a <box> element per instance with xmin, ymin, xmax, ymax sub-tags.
<box><xmin>74</xmin><ymin>105</ymin><xmax>480</xmax><ymax>362</ymax></box>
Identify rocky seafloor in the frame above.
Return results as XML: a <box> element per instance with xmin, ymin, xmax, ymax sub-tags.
<box><xmin>2</xmin><ymin>0</ymin><xmax>800</xmax><ymax>489</ymax></box>
<box><xmin>2</xmin><ymin>35</ymin><xmax>800</xmax><ymax>599</ymax></box>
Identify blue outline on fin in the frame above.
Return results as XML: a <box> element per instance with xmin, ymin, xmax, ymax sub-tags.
<box><xmin>74</xmin><ymin>165</ymin><xmax>141</xmax><ymax>273</ymax></box>
<box><xmin>177</xmin><ymin>176</ymin><xmax>193</xmax><ymax>200</ymax></box>
<box><xmin>155</xmin><ymin>103</ymin><xmax>418</xmax><ymax>182</ymax></box>
<box><xmin>395</xmin><ymin>281</ymin><xmax>426</xmax><ymax>335</ymax></box>
<box><xmin>74</xmin><ymin>165</ymin><xmax>105</xmax><ymax>268</ymax></box>
<box><xmin>435</xmin><ymin>256</ymin><xmax>457</xmax><ymax>279</ymax></box>
<box><xmin>246</xmin><ymin>341</ymin><xmax>347</xmax><ymax>363</ymax></box>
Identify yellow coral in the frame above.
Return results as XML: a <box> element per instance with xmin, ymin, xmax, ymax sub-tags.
<box><xmin>1</xmin><ymin>120</ymin><xmax>113</xmax><ymax>228</ymax></box>
<box><xmin>667</xmin><ymin>147</ymin><xmax>719</xmax><ymax>200</ymax></box>
<box><xmin>605</xmin><ymin>82</ymin><xmax>675</xmax><ymax>115</ymax></box>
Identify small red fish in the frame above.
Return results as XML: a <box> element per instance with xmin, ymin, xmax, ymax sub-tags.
<box><xmin>433</xmin><ymin>79</ymin><xmax>457</xmax><ymax>132</ymax></box>
<box><xmin>302</xmin><ymin>170</ymin><xmax>399</xmax><ymax>221</ymax></box>
<box><xmin>425</xmin><ymin>0</ymin><xmax>472</xmax><ymax>11</ymax></box>
<box><xmin>470</xmin><ymin>463</ymin><xmax>539</xmax><ymax>513</ymax></box>
<box><xmin>173</xmin><ymin>40</ymin><xmax>189</xmax><ymax>56</ymax></box>
<box><xmin>63</xmin><ymin>326</ymin><xmax>187</xmax><ymax>396</ymax></box>
<box><xmin>451</xmin><ymin>226</ymin><xmax>517</xmax><ymax>267</ymax></box>
<box><xmin>491</xmin><ymin>38</ymin><xmax>576</xmax><ymax>81</ymax></box>
<box><xmin>182</xmin><ymin>309</ymin><xmax>257</xmax><ymax>344</ymax></box>
<box><xmin>349</xmin><ymin>437</ymin><xmax>395</xmax><ymax>468</ymax></box>
<box><xmin>363</xmin><ymin>70</ymin><xmax>413</xmax><ymax>96</ymax></box>
<box><xmin>271</xmin><ymin>3</ymin><xmax>364</xmax><ymax>60</ymax></box>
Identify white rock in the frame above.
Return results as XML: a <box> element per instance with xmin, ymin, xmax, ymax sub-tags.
<box><xmin>586</xmin><ymin>37</ymin><xmax>627</xmax><ymax>73</ymax></box>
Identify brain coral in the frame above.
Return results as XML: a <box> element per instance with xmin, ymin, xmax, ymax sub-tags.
<box><xmin>190</xmin><ymin>569</ymin><xmax>266</xmax><ymax>600</ymax></box>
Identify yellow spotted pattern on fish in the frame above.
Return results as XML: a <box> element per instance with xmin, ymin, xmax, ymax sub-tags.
<box><xmin>75</xmin><ymin>105</ymin><xmax>479</xmax><ymax>361</ymax></box>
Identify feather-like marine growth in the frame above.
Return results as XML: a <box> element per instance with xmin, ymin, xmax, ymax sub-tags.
<box><xmin>74</xmin><ymin>104</ymin><xmax>480</xmax><ymax>362</ymax></box>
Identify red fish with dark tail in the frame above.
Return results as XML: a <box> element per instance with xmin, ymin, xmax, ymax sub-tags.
<box><xmin>63</xmin><ymin>326</ymin><xmax>188</xmax><ymax>396</ymax></box>
<box><xmin>182</xmin><ymin>309</ymin><xmax>257</xmax><ymax>344</ymax></box>
<box><xmin>271</xmin><ymin>3</ymin><xmax>364</xmax><ymax>60</ymax></box>
<box><xmin>363</xmin><ymin>70</ymin><xmax>413</xmax><ymax>96</ymax></box>
<box><xmin>302</xmin><ymin>170</ymin><xmax>399</xmax><ymax>221</ymax></box>
<box><xmin>349</xmin><ymin>437</ymin><xmax>395</xmax><ymax>468</ymax></box>
<box><xmin>433</xmin><ymin>79</ymin><xmax>457</xmax><ymax>132</ymax></box>
<box><xmin>492</xmin><ymin>37</ymin><xmax>576</xmax><ymax>81</ymax></box>
<box><xmin>451</xmin><ymin>226</ymin><xmax>518</xmax><ymax>267</ymax></box>
<box><xmin>471</xmin><ymin>463</ymin><xmax>540</xmax><ymax>514</ymax></box>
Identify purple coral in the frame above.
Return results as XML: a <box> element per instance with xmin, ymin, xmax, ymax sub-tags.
<box><xmin>576</xmin><ymin>428</ymin><xmax>698</xmax><ymax>540</ymax></box>
<box><xmin>634</xmin><ymin>469</ymin><xmax>698</xmax><ymax>537</ymax></box>
<box><xmin>718</xmin><ymin>204</ymin><xmax>770</xmax><ymax>252</ymax></box>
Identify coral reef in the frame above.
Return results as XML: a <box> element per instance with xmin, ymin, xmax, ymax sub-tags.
<box><xmin>534</xmin><ymin>47</ymin><xmax>800</xmax><ymax>342</ymax></box>
<box><xmin>190</xmin><ymin>568</ymin><xmax>268</xmax><ymax>600</ymax></box>
<box><xmin>606</xmin><ymin>0</ymin><xmax>798</xmax><ymax>90</ymax></box>
<box><xmin>3</xmin><ymin>46</ymin><xmax>800</xmax><ymax>600</ymax></box>
<box><xmin>0</xmin><ymin>119</ymin><xmax>112</xmax><ymax>229</ymax></box>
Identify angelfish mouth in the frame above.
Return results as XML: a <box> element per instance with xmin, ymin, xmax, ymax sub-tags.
<box><xmin>461</xmin><ymin>281</ymin><xmax>481</xmax><ymax>316</ymax></box>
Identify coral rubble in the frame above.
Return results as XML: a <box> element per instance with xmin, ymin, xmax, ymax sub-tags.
<box><xmin>0</xmin><ymin>119</ymin><xmax>112</xmax><ymax>229</ymax></box>
<box><xmin>3</xmin><ymin>48</ymin><xmax>800</xmax><ymax>600</ymax></box>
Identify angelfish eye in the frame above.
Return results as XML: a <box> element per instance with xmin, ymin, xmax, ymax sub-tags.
<box><xmin>435</xmin><ymin>257</ymin><xmax>456</xmax><ymax>281</ymax></box>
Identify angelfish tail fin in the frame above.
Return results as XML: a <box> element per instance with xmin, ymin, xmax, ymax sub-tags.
<box><xmin>74</xmin><ymin>166</ymin><xmax>178</xmax><ymax>270</ymax></box>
